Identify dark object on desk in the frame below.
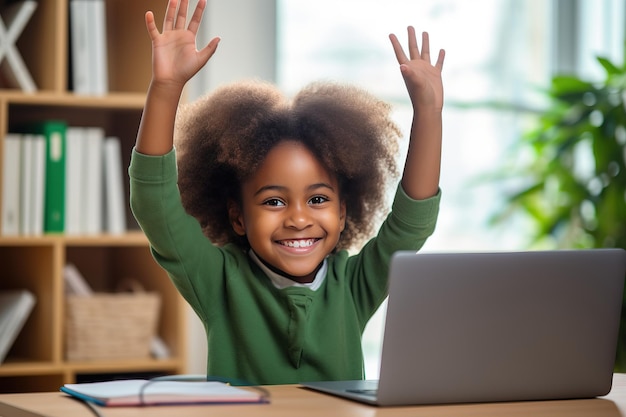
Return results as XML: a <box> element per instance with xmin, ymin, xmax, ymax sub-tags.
<box><xmin>303</xmin><ymin>249</ymin><xmax>626</xmax><ymax>406</ymax></box>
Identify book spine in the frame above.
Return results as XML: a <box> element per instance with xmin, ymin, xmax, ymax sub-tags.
<box><xmin>103</xmin><ymin>137</ymin><xmax>126</xmax><ymax>234</ymax></box>
<box><xmin>82</xmin><ymin>127</ymin><xmax>104</xmax><ymax>234</ymax></box>
<box><xmin>19</xmin><ymin>135</ymin><xmax>33</xmax><ymax>235</ymax></box>
<box><xmin>44</xmin><ymin>122</ymin><xmax>67</xmax><ymax>233</ymax></box>
<box><xmin>25</xmin><ymin>120</ymin><xmax>67</xmax><ymax>233</ymax></box>
<box><xmin>30</xmin><ymin>134</ymin><xmax>46</xmax><ymax>235</ymax></box>
<box><xmin>1</xmin><ymin>133</ymin><xmax>21</xmax><ymax>235</ymax></box>
<box><xmin>65</xmin><ymin>127</ymin><xmax>84</xmax><ymax>235</ymax></box>
<box><xmin>69</xmin><ymin>1</ymin><xmax>90</xmax><ymax>94</ymax></box>
<box><xmin>90</xmin><ymin>0</ymin><xmax>108</xmax><ymax>95</ymax></box>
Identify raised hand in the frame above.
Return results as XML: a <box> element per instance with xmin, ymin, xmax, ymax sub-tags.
<box><xmin>145</xmin><ymin>0</ymin><xmax>220</xmax><ymax>88</ymax></box>
<box><xmin>389</xmin><ymin>27</ymin><xmax>444</xmax><ymax>111</ymax></box>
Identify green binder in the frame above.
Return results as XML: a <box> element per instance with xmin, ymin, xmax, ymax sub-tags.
<box><xmin>26</xmin><ymin>120</ymin><xmax>67</xmax><ymax>233</ymax></box>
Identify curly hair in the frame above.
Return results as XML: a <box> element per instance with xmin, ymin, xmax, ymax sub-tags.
<box><xmin>174</xmin><ymin>79</ymin><xmax>402</xmax><ymax>252</ymax></box>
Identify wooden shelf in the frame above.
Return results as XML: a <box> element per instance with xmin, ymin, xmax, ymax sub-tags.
<box><xmin>0</xmin><ymin>232</ymin><xmax>150</xmax><ymax>247</ymax></box>
<box><xmin>0</xmin><ymin>0</ymin><xmax>185</xmax><ymax>393</ymax></box>
<box><xmin>0</xmin><ymin>91</ymin><xmax>147</xmax><ymax>109</ymax></box>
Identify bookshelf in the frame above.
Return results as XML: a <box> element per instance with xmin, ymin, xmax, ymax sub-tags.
<box><xmin>0</xmin><ymin>1</ymin><xmax>188</xmax><ymax>392</ymax></box>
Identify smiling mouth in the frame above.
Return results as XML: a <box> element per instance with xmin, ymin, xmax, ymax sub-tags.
<box><xmin>277</xmin><ymin>239</ymin><xmax>320</xmax><ymax>248</ymax></box>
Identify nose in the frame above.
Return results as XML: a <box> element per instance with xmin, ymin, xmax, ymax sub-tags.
<box><xmin>285</xmin><ymin>202</ymin><xmax>313</xmax><ymax>230</ymax></box>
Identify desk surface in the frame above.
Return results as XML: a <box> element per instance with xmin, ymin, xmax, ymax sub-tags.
<box><xmin>2</xmin><ymin>374</ymin><xmax>626</xmax><ymax>417</ymax></box>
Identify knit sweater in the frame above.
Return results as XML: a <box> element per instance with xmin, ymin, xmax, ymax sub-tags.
<box><xmin>129</xmin><ymin>148</ymin><xmax>440</xmax><ymax>385</ymax></box>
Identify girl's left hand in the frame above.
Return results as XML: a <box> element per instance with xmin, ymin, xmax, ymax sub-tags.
<box><xmin>389</xmin><ymin>27</ymin><xmax>445</xmax><ymax>111</ymax></box>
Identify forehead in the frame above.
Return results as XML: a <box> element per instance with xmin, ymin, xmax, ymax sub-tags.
<box><xmin>244</xmin><ymin>140</ymin><xmax>339</xmax><ymax>192</ymax></box>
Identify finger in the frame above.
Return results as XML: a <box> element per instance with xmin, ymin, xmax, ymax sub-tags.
<box><xmin>407</xmin><ymin>26</ymin><xmax>419</xmax><ymax>61</ymax></box>
<box><xmin>435</xmin><ymin>49</ymin><xmax>445</xmax><ymax>72</ymax></box>
<box><xmin>162</xmin><ymin>0</ymin><xmax>178</xmax><ymax>31</ymax></box>
<box><xmin>175</xmin><ymin>0</ymin><xmax>190</xmax><ymax>30</ymax></box>
<box><xmin>420</xmin><ymin>31</ymin><xmax>431</xmax><ymax>63</ymax></box>
<box><xmin>187</xmin><ymin>0</ymin><xmax>206</xmax><ymax>35</ymax></box>
<box><xmin>389</xmin><ymin>33</ymin><xmax>408</xmax><ymax>65</ymax></box>
<box><xmin>198</xmin><ymin>36</ymin><xmax>221</xmax><ymax>64</ymax></box>
<box><xmin>145</xmin><ymin>11</ymin><xmax>160</xmax><ymax>40</ymax></box>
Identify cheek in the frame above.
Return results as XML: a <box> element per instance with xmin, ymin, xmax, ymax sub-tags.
<box><xmin>322</xmin><ymin>210</ymin><xmax>345</xmax><ymax>233</ymax></box>
<box><xmin>242</xmin><ymin>209</ymin><xmax>275</xmax><ymax>237</ymax></box>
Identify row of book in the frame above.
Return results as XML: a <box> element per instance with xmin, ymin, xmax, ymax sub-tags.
<box><xmin>1</xmin><ymin>121</ymin><xmax>127</xmax><ymax>236</ymax></box>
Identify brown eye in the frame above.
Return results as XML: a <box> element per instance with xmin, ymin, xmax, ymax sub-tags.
<box><xmin>263</xmin><ymin>198</ymin><xmax>285</xmax><ymax>207</ymax></box>
<box><xmin>309</xmin><ymin>196</ymin><xmax>329</xmax><ymax>205</ymax></box>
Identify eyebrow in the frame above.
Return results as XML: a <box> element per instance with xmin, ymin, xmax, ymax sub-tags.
<box><xmin>253</xmin><ymin>182</ymin><xmax>336</xmax><ymax>197</ymax></box>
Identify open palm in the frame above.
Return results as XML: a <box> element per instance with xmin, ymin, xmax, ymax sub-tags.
<box><xmin>145</xmin><ymin>0</ymin><xmax>219</xmax><ymax>87</ymax></box>
<box><xmin>389</xmin><ymin>27</ymin><xmax>445</xmax><ymax>110</ymax></box>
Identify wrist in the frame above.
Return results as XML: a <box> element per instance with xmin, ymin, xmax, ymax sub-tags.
<box><xmin>147</xmin><ymin>79</ymin><xmax>186</xmax><ymax>101</ymax></box>
<box><xmin>412</xmin><ymin>108</ymin><xmax>442</xmax><ymax>126</ymax></box>
<box><xmin>413</xmin><ymin>104</ymin><xmax>443</xmax><ymax>115</ymax></box>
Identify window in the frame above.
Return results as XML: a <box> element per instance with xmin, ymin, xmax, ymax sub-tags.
<box><xmin>277</xmin><ymin>0</ymin><xmax>624</xmax><ymax>378</ymax></box>
<box><xmin>187</xmin><ymin>0</ymin><xmax>624</xmax><ymax>377</ymax></box>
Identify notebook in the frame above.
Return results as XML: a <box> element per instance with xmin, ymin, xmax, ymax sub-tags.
<box><xmin>302</xmin><ymin>249</ymin><xmax>626</xmax><ymax>406</ymax></box>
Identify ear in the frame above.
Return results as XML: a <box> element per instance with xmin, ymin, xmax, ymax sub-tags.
<box><xmin>339</xmin><ymin>200</ymin><xmax>347</xmax><ymax>232</ymax></box>
<box><xmin>227</xmin><ymin>200</ymin><xmax>246</xmax><ymax>236</ymax></box>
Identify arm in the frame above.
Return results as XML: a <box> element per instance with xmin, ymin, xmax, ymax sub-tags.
<box><xmin>389</xmin><ymin>27</ymin><xmax>445</xmax><ymax>200</ymax></box>
<box><xmin>136</xmin><ymin>0</ymin><xmax>220</xmax><ymax>156</ymax></box>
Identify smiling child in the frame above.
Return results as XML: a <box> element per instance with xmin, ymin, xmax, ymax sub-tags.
<box><xmin>129</xmin><ymin>0</ymin><xmax>445</xmax><ymax>385</ymax></box>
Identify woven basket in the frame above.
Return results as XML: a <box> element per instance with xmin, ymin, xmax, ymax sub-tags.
<box><xmin>65</xmin><ymin>293</ymin><xmax>161</xmax><ymax>361</ymax></box>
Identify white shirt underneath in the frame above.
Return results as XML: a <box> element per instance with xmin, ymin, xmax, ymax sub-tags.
<box><xmin>248</xmin><ymin>250</ymin><xmax>327</xmax><ymax>291</ymax></box>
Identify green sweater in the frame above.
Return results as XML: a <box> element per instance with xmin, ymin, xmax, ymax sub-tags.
<box><xmin>129</xmin><ymin>148</ymin><xmax>440</xmax><ymax>385</ymax></box>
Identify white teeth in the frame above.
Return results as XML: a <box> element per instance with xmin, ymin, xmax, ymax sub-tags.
<box><xmin>282</xmin><ymin>239</ymin><xmax>315</xmax><ymax>248</ymax></box>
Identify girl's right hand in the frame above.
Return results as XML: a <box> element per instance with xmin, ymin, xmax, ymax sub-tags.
<box><xmin>145</xmin><ymin>0</ymin><xmax>220</xmax><ymax>89</ymax></box>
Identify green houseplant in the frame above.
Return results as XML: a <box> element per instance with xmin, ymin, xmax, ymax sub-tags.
<box><xmin>490</xmin><ymin>53</ymin><xmax>626</xmax><ymax>369</ymax></box>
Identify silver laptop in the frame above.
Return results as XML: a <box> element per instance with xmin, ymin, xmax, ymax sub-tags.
<box><xmin>302</xmin><ymin>249</ymin><xmax>626</xmax><ymax>406</ymax></box>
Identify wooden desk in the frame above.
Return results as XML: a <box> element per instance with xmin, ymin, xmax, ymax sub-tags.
<box><xmin>2</xmin><ymin>374</ymin><xmax>626</xmax><ymax>417</ymax></box>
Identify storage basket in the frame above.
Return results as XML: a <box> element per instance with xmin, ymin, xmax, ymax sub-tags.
<box><xmin>65</xmin><ymin>293</ymin><xmax>161</xmax><ymax>361</ymax></box>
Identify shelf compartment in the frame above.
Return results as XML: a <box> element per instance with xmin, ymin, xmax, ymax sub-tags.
<box><xmin>0</xmin><ymin>373</ymin><xmax>65</xmax><ymax>393</ymax></box>
<box><xmin>64</xmin><ymin>245</ymin><xmax>186</xmax><ymax>360</ymax></box>
<box><xmin>1</xmin><ymin>244</ymin><xmax>62</xmax><ymax>363</ymax></box>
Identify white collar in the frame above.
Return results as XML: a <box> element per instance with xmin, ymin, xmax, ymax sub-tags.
<box><xmin>248</xmin><ymin>250</ymin><xmax>327</xmax><ymax>291</ymax></box>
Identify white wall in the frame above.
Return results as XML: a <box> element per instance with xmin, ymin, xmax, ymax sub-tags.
<box><xmin>188</xmin><ymin>0</ymin><xmax>276</xmax><ymax>97</ymax></box>
<box><xmin>184</xmin><ymin>0</ymin><xmax>277</xmax><ymax>375</ymax></box>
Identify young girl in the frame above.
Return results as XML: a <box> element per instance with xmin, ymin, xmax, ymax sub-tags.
<box><xmin>130</xmin><ymin>0</ymin><xmax>445</xmax><ymax>385</ymax></box>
